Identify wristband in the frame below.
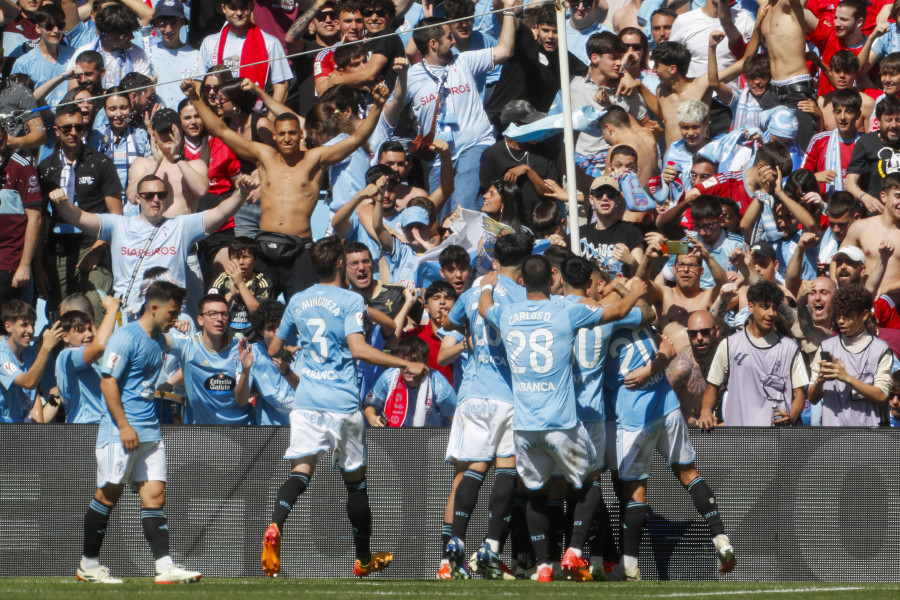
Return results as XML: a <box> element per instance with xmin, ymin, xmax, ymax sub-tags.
<box><xmin>481</xmin><ymin>284</ymin><xmax>494</xmax><ymax>291</ymax></box>
<box><xmin>502</xmin><ymin>9</ymin><xmax>516</xmax><ymax>15</ymax></box>
<box><xmin>172</xmin><ymin>156</ymin><xmax>185</xmax><ymax>163</ymax></box>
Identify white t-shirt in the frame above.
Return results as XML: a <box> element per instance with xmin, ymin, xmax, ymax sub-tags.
<box><xmin>98</xmin><ymin>212</ymin><xmax>207</xmax><ymax>307</ymax></box>
<box><xmin>669</xmin><ymin>7</ymin><xmax>753</xmax><ymax>78</ymax></box>
<box><xmin>198</xmin><ymin>28</ymin><xmax>292</xmax><ymax>85</ymax></box>
<box><xmin>67</xmin><ymin>42</ymin><xmax>152</xmax><ymax>89</ymax></box>
<box><xmin>146</xmin><ymin>42</ymin><xmax>200</xmax><ymax>110</ymax></box>
<box><xmin>406</xmin><ymin>48</ymin><xmax>496</xmax><ymax>159</ymax></box>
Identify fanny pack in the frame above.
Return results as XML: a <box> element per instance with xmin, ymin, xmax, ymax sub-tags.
<box><xmin>256</xmin><ymin>231</ymin><xmax>313</xmax><ymax>264</ymax></box>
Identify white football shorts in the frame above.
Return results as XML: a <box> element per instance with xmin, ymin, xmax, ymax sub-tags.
<box><xmin>96</xmin><ymin>441</ymin><xmax>167</xmax><ymax>488</ymax></box>
<box><xmin>617</xmin><ymin>409</ymin><xmax>696</xmax><ymax>481</ymax></box>
<box><xmin>514</xmin><ymin>424</ymin><xmax>598</xmax><ymax>490</ymax></box>
<box><xmin>285</xmin><ymin>408</ymin><xmax>366</xmax><ymax>472</ymax></box>
<box><xmin>445</xmin><ymin>398</ymin><xmax>515</xmax><ymax>463</ymax></box>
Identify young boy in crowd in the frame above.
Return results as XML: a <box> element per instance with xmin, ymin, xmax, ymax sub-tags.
<box><xmin>241</xmin><ymin>299</ymin><xmax>298</xmax><ymax>427</ymax></box>
<box><xmin>0</xmin><ymin>301</ymin><xmax>63</xmax><ymax>423</ymax></box>
<box><xmin>817</xmin><ymin>50</ymin><xmax>875</xmax><ymax>132</ymax></box>
<box><xmin>402</xmin><ymin>281</ymin><xmax>458</xmax><ymax>387</ymax></box>
<box><xmin>439</xmin><ymin>245</ymin><xmax>473</xmax><ymax>296</ymax></box>
<box><xmin>364</xmin><ymin>336</ymin><xmax>456</xmax><ymax>427</ymax></box>
<box><xmin>55</xmin><ymin>295</ymin><xmax>121</xmax><ymax>424</ymax></box>
<box><xmin>213</xmin><ymin>237</ymin><xmax>275</xmax><ymax>336</ymax></box>
<box><xmin>803</xmin><ymin>90</ymin><xmax>863</xmax><ymax>198</ymax></box>
<box><xmin>871</xmin><ymin>52</ymin><xmax>900</xmax><ymax>130</ymax></box>
<box><xmin>730</xmin><ymin>54</ymin><xmax>771</xmax><ymax>132</ymax></box>
<box><xmin>809</xmin><ymin>284</ymin><xmax>893</xmax><ymax>426</ymax></box>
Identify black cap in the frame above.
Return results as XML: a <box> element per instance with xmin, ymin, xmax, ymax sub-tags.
<box><xmin>151</xmin><ymin>0</ymin><xmax>186</xmax><ymax>23</ymax></box>
<box><xmin>151</xmin><ymin>108</ymin><xmax>180</xmax><ymax>132</ymax></box>
<box><xmin>749</xmin><ymin>240</ymin><xmax>777</xmax><ymax>260</ymax></box>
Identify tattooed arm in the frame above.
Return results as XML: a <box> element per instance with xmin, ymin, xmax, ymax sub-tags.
<box><xmin>665</xmin><ymin>347</ymin><xmax>707</xmax><ymax>426</ymax></box>
<box><xmin>286</xmin><ymin>0</ymin><xmax>328</xmax><ymax>45</ymax></box>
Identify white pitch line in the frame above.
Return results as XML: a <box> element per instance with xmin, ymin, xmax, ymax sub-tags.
<box><xmin>655</xmin><ymin>587</ymin><xmax>866</xmax><ymax>597</ymax></box>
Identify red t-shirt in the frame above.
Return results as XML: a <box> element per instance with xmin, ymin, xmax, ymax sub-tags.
<box><xmin>401</xmin><ymin>324</ymin><xmax>454</xmax><ymax>388</ymax></box>
<box><xmin>694</xmin><ymin>170</ymin><xmax>754</xmax><ymax>213</ymax></box>
<box><xmin>313</xmin><ymin>46</ymin><xmax>337</xmax><ymax>80</ymax></box>
<box><xmin>801</xmin><ymin>131</ymin><xmax>857</xmax><ymax>195</ymax></box>
<box><xmin>185</xmin><ymin>136</ymin><xmax>241</xmax><ymax>230</ymax></box>
<box><xmin>809</xmin><ymin>20</ymin><xmax>867</xmax><ymax>95</ymax></box>
<box><xmin>875</xmin><ymin>295</ymin><xmax>900</xmax><ymax>330</ymax></box>
<box><xmin>0</xmin><ymin>153</ymin><xmax>42</xmax><ymax>271</ymax></box>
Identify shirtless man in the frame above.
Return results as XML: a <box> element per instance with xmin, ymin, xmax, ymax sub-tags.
<box><xmin>840</xmin><ymin>172</ymin><xmax>900</xmax><ymax>293</ymax></box>
<box><xmin>597</xmin><ymin>105</ymin><xmax>660</xmax><ymax>189</ymax></box>
<box><xmin>665</xmin><ymin>309</ymin><xmax>721</xmax><ymax>426</ymax></box>
<box><xmin>639</xmin><ymin>239</ymin><xmax>726</xmax><ymax>351</ymax></box>
<box><xmin>644</xmin><ymin>33</ymin><xmax>732</xmax><ymax>147</ymax></box>
<box><xmin>759</xmin><ymin>0</ymin><xmax>820</xmax><ymax>148</ymax></box>
<box><xmin>816</xmin><ymin>51</ymin><xmax>875</xmax><ymax>132</ymax></box>
<box><xmin>183</xmin><ymin>79</ymin><xmax>390</xmax><ymax>299</ymax></box>
<box><xmin>126</xmin><ymin>108</ymin><xmax>209</xmax><ymax>216</ymax></box>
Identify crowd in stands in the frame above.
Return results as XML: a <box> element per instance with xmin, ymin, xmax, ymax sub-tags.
<box><xmin>2</xmin><ymin>0</ymin><xmax>900</xmax><ymax>433</ymax></box>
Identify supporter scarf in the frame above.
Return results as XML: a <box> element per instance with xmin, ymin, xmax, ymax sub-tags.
<box><xmin>383</xmin><ymin>369</ymin><xmax>432</xmax><ymax>427</ymax></box>
<box><xmin>732</xmin><ymin>87</ymin><xmax>764</xmax><ymax>133</ymax></box>
<box><xmin>217</xmin><ymin>24</ymin><xmax>270</xmax><ymax>88</ymax></box>
<box><xmin>824</xmin><ymin>129</ymin><xmax>843</xmax><ymax>195</ymax></box>
<box><xmin>92</xmin><ymin>37</ymin><xmax>133</xmax><ymax>88</ymax></box>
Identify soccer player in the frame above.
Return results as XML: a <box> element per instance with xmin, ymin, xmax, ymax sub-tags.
<box><xmin>479</xmin><ymin>255</ymin><xmax>646</xmax><ymax>583</ymax></box>
<box><xmin>243</xmin><ymin>299</ymin><xmax>298</xmax><ymax>427</ymax></box>
<box><xmin>441</xmin><ymin>232</ymin><xmax>532</xmax><ymax>580</ymax></box>
<box><xmin>261</xmin><ymin>236</ymin><xmax>427</xmax><ymax>578</ymax></box>
<box><xmin>55</xmin><ymin>294</ymin><xmax>121</xmax><ymax>424</ymax></box>
<box><xmin>560</xmin><ymin>256</ymin><xmax>649</xmax><ymax>577</ymax></box>
<box><xmin>77</xmin><ymin>281</ymin><xmax>202</xmax><ymax>584</ymax></box>
<box><xmin>605</xmin><ymin>321</ymin><xmax>735</xmax><ymax>581</ymax></box>
<box><xmin>166</xmin><ymin>293</ymin><xmax>253</xmax><ymax>425</ymax></box>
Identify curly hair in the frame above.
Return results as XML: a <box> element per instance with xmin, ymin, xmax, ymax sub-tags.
<box><xmin>746</xmin><ymin>280</ymin><xmax>784</xmax><ymax>307</ymax></box>
<box><xmin>250</xmin><ymin>299</ymin><xmax>286</xmax><ymax>333</ymax></box>
<box><xmin>831</xmin><ymin>283</ymin><xmax>873</xmax><ymax>319</ymax></box>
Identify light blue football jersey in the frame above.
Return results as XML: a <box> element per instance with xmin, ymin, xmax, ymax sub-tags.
<box><xmin>604</xmin><ymin>326</ymin><xmax>680</xmax><ymax>431</ymax></box>
<box><xmin>248</xmin><ymin>340</ymin><xmax>294</xmax><ymax>426</ymax></box>
<box><xmin>563</xmin><ymin>295</ymin><xmax>643</xmax><ymax>423</ymax></box>
<box><xmin>97</xmin><ymin>321</ymin><xmax>167</xmax><ymax>448</ymax></box>
<box><xmin>485</xmin><ymin>296</ymin><xmax>607</xmax><ymax>431</ymax></box>
<box><xmin>168</xmin><ymin>332</ymin><xmax>252</xmax><ymax>426</ymax></box>
<box><xmin>447</xmin><ymin>274</ymin><xmax>526</xmax><ymax>405</ymax></box>
<box><xmin>278</xmin><ymin>284</ymin><xmax>366</xmax><ymax>413</ymax></box>
<box><xmin>56</xmin><ymin>346</ymin><xmax>104</xmax><ymax>424</ymax></box>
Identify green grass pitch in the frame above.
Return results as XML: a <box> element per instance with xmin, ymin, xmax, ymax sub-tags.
<box><xmin>2</xmin><ymin>579</ymin><xmax>899</xmax><ymax>599</ymax></box>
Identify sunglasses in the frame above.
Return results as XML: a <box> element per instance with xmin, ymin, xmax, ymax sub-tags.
<box><xmin>140</xmin><ymin>191</ymin><xmax>168</xmax><ymax>200</ymax></box>
<box><xmin>316</xmin><ymin>11</ymin><xmax>337</xmax><ymax>21</ymax></box>
<box><xmin>58</xmin><ymin>123</ymin><xmax>85</xmax><ymax>133</ymax></box>
<box><xmin>624</xmin><ymin>42</ymin><xmax>643</xmax><ymax>50</ymax></box>
<box><xmin>203</xmin><ymin>84</ymin><xmax>220</xmax><ymax>94</ymax></box>
<box><xmin>574</xmin><ymin>0</ymin><xmax>593</xmax><ymax>7</ymax></box>
<box><xmin>687</xmin><ymin>328</ymin><xmax>713</xmax><ymax>338</ymax></box>
<box><xmin>363</xmin><ymin>9</ymin><xmax>387</xmax><ymax>17</ymax></box>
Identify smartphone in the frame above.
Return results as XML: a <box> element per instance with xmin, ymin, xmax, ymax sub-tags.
<box><xmin>661</xmin><ymin>240</ymin><xmax>693</xmax><ymax>255</ymax></box>
<box><xmin>820</xmin><ymin>351</ymin><xmax>834</xmax><ymax>363</ymax></box>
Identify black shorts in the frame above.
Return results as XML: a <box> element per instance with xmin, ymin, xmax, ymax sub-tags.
<box><xmin>197</xmin><ymin>228</ymin><xmax>235</xmax><ymax>265</ymax></box>
<box><xmin>254</xmin><ymin>231</ymin><xmax>318</xmax><ymax>299</ymax></box>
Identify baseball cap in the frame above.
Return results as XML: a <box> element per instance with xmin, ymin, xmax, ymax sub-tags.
<box><xmin>400</xmin><ymin>206</ymin><xmax>430</xmax><ymax>228</ymax></box>
<box><xmin>749</xmin><ymin>240</ymin><xmax>776</xmax><ymax>260</ymax></box>
<box><xmin>151</xmin><ymin>108</ymin><xmax>181</xmax><ymax>132</ymax></box>
<box><xmin>152</xmin><ymin>0</ymin><xmax>186</xmax><ymax>23</ymax></box>
<box><xmin>833</xmin><ymin>246</ymin><xmax>866</xmax><ymax>264</ymax></box>
<box><xmin>590</xmin><ymin>175</ymin><xmax>621</xmax><ymax>195</ymax></box>
<box><xmin>500</xmin><ymin>100</ymin><xmax>547</xmax><ymax>129</ymax></box>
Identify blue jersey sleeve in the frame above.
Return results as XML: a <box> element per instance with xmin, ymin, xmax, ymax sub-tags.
<box><xmin>101</xmin><ymin>332</ymin><xmax>133</xmax><ymax>379</ymax></box>
<box><xmin>448</xmin><ymin>288</ymin><xmax>472</xmax><ymax>327</ymax></box>
<box><xmin>167</xmin><ymin>333</ymin><xmax>191</xmax><ymax>366</ymax></box>
<box><xmin>613</xmin><ymin>307</ymin><xmax>644</xmax><ymax>331</ymax></box>
<box><xmin>567</xmin><ymin>302</ymin><xmax>606</xmax><ymax>330</ymax></box>
<box><xmin>484</xmin><ymin>304</ymin><xmax>502</xmax><ymax>329</ymax></box>
<box><xmin>433</xmin><ymin>372</ymin><xmax>457</xmax><ymax>418</ymax></box>
<box><xmin>276</xmin><ymin>300</ymin><xmax>297</xmax><ymax>342</ymax></box>
<box><xmin>365</xmin><ymin>369</ymin><xmax>393</xmax><ymax>408</ymax></box>
<box><xmin>344</xmin><ymin>294</ymin><xmax>366</xmax><ymax>337</ymax></box>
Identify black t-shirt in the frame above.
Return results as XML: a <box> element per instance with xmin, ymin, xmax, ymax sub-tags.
<box><xmin>847</xmin><ymin>130</ymin><xmax>900</xmax><ymax>198</ymax></box>
<box><xmin>213</xmin><ymin>271</ymin><xmax>275</xmax><ymax>335</ymax></box>
<box><xmin>479</xmin><ymin>139</ymin><xmax>561</xmax><ymax>220</ymax></box>
<box><xmin>365</xmin><ymin>34</ymin><xmax>406</xmax><ymax>90</ymax></box>
<box><xmin>290</xmin><ymin>39</ymin><xmax>328</xmax><ymax>116</ymax></box>
<box><xmin>38</xmin><ymin>145</ymin><xmax>122</xmax><ymax>246</ymax></box>
<box><xmin>578</xmin><ymin>220</ymin><xmax>644</xmax><ymax>278</ymax></box>
<box><xmin>485</xmin><ymin>23</ymin><xmax>587</xmax><ymax>128</ymax></box>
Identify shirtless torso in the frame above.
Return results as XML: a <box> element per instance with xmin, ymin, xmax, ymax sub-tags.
<box><xmin>843</xmin><ymin>212</ymin><xmax>900</xmax><ymax>292</ymax></box>
<box><xmin>657</xmin><ymin>80</ymin><xmax>714</xmax><ymax>148</ymax></box>
<box><xmin>761</xmin><ymin>0</ymin><xmax>809</xmax><ymax>82</ymax></box>
<box><xmin>609</xmin><ymin>126</ymin><xmax>661</xmax><ymax>187</ymax></box>
<box><xmin>659</xmin><ymin>286</ymin><xmax>717</xmax><ymax>351</ymax></box>
<box><xmin>128</xmin><ymin>156</ymin><xmax>209</xmax><ymax>217</ymax></box>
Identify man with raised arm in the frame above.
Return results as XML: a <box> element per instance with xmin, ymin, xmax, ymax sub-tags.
<box><xmin>759</xmin><ymin>0</ymin><xmax>820</xmax><ymax>149</ymax></box>
<box><xmin>183</xmin><ymin>78</ymin><xmax>390</xmax><ymax>299</ymax></box>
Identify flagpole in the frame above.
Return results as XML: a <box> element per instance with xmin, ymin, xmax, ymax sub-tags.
<box><xmin>555</xmin><ymin>0</ymin><xmax>580</xmax><ymax>251</ymax></box>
